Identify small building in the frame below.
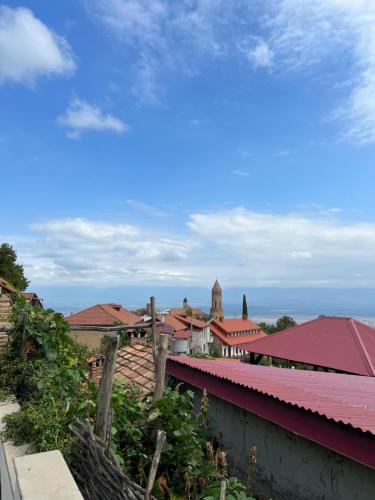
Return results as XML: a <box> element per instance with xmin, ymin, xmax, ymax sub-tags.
<box><xmin>167</xmin><ymin>356</ymin><xmax>375</xmax><ymax>500</ymax></box>
<box><xmin>241</xmin><ymin>316</ymin><xmax>375</xmax><ymax>376</ymax></box>
<box><xmin>65</xmin><ymin>304</ymin><xmax>142</xmax><ymax>350</ymax></box>
<box><xmin>21</xmin><ymin>292</ymin><xmax>43</xmax><ymax>309</ymax></box>
<box><xmin>210</xmin><ymin>318</ymin><xmax>266</xmax><ymax>357</ymax></box>
<box><xmin>162</xmin><ymin>312</ymin><xmax>213</xmax><ymax>355</ymax></box>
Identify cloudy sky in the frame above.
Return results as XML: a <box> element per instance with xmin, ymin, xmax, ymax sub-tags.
<box><xmin>1</xmin><ymin>1</ymin><xmax>375</xmax><ymax>306</ymax></box>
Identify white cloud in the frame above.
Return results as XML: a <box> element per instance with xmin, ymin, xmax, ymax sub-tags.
<box><xmin>244</xmin><ymin>39</ymin><xmax>273</xmax><ymax>68</ymax></box>
<box><xmin>232</xmin><ymin>169</ymin><xmax>249</xmax><ymax>177</ymax></box>
<box><xmin>0</xmin><ymin>6</ymin><xmax>75</xmax><ymax>85</ymax></box>
<box><xmin>125</xmin><ymin>200</ymin><xmax>168</xmax><ymax>217</ymax></box>
<box><xmin>267</xmin><ymin>0</ymin><xmax>375</xmax><ymax>144</ymax></box>
<box><xmin>187</xmin><ymin>207</ymin><xmax>375</xmax><ymax>286</ymax></box>
<box><xmin>24</xmin><ymin>217</ymin><xmax>191</xmax><ymax>284</ymax></box>
<box><xmin>5</xmin><ymin>209</ymin><xmax>375</xmax><ymax>287</ymax></box>
<box><xmin>57</xmin><ymin>98</ymin><xmax>128</xmax><ymax>138</ymax></box>
<box><xmin>87</xmin><ymin>0</ymin><xmax>375</xmax><ymax>143</ymax></box>
<box><xmin>273</xmin><ymin>150</ymin><xmax>291</xmax><ymax>157</ymax></box>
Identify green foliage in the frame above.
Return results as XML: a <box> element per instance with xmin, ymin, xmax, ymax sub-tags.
<box><xmin>200</xmin><ymin>477</ymin><xmax>255</xmax><ymax>499</ymax></box>
<box><xmin>242</xmin><ymin>294</ymin><xmax>248</xmax><ymax>318</ymax></box>
<box><xmin>0</xmin><ymin>296</ymin><xmax>96</xmax><ymax>459</ymax></box>
<box><xmin>275</xmin><ymin>315</ymin><xmax>297</xmax><ymax>331</ymax></box>
<box><xmin>1</xmin><ymin>297</ymin><xmax>253</xmax><ymax>498</ymax></box>
<box><xmin>259</xmin><ymin>315</ymin><xmax>297</xmax><ymax>335</ymax></box>
<box><xmin>0</xmin><ymin>243</ymin><xmax>29</xmax><ymax>290</ymax></box>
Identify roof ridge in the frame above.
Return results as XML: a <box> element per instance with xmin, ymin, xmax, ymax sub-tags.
<box><xmin>243</xmin><ymin>315</ymin><xmax>320</xmax><ymax>344</ymax></box>
<box><xmin>348</xmin><ymin>319</ymin><xmax>375</xmax><ymax>377</ymax></box>
<box><xmin>99</xmin><ymin>304</ymin><xmax>119</xmax><ymax>321</ymax></box>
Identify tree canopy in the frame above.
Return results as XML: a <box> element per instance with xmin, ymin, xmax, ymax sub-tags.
<box><xmin>0</xmin><ymin>243</ymin><xmax>29</xmax><ymax>291</ymax></box>
<box><xmin>242</xmin><ymin>294</ymin><xmax>248</xmax><ymax>317</ymax></box>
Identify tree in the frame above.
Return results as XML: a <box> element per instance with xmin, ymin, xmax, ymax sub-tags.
<box><xmin>275</xmin><ymin>315</ymin><xmax>297</xmax><ymax>332</ymax></box>
<box><xmin>0</xmin><ymin>243</ymin><xmax>29</xmax><ymax>291</ymax></box>
<box><xmin>242</xmin><ymin>294</ymin><xmax>248</xmax><ymax>318</ymax></box>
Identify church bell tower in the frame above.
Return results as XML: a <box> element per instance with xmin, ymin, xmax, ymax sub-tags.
<box><xmin>210</xmin><ymin>279</ymin><xmax>224</xmax><ymax>320</ymax></box>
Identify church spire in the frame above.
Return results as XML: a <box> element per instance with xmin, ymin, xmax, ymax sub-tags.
<box><xmin>210</xmin><ymin>279</ymin><xmax>224</xmax><ymax>320</ymax></box>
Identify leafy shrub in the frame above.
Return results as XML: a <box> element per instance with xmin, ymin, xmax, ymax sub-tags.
<box><xmin>0</xmin><ymin>296</ymin><xmax>97</xmax><ymax>459</ymax></box>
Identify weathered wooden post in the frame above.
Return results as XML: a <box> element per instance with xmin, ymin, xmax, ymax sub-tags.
<box><xmin>144</xmin><ymin>429</ymin><xmax>166</xmax><ymax>500</ymax></box>
<box><xmin>152</xmin><ymin>333</ymin><xmax>168</xmax><ymax>404</ymax></box>
<box><xmin>220</xmin><ymin>479</ymin><xmax>227</xmax><ymax>499</ymax></box>
<box><xmin>95</xmin><ymin>334</ymin><xmax>119</xmax><ymax>444</ymax></box>
<box><xmin>150</xmin><ymin>295</ymin><xmax>157</xmax><ymax>354</ymax></box>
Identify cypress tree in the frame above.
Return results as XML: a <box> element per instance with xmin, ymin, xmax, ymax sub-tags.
<box><xmin>242</xmin><ymin>294</ymin><xmax>248</xmax><ymax>318</ymax></box>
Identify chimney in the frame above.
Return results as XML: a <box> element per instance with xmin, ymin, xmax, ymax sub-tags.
<box><xmin>242</xmin><ymin>314</ymin><xmax>247</xmax><ymax>320</ymax></box>
<box><xmin>129</xmin><ymin>335</ymin><xmax>147</xmax><ymax>347</ymax></box>
<box><xmin>87</xmin><ymin>355</ymin><xmax>104</xmax><ymax>385</ymax></box>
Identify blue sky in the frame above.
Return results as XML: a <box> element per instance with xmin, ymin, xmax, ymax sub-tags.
<box><xmin>1</xmin><ymin>1</ymin><xmax>375</xmax><ymax>309</ymax></box>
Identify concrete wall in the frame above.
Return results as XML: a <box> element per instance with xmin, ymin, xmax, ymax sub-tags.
<box><xmin>193</xmin><ymin>390</ymin><xmax>375</xmax><ymax>500</ymax></box>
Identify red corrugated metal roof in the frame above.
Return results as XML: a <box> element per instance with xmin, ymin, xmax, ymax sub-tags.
<box><xmin>211</xmin><ymin>317</ymin><xmax>261</xmax><ymax>334</ymax></box>
<box><xmin>241</xmin><ymin>316</ymin><xmax>375</xmax><ymax>377</ymax></box>
<box><xmin>65</xmin><ymin>303</ymin><xmax>141</xmax><ymax>326</ymax></box>
<box><xmin>167</xmin><ymin>356</ymin><xmax>375</xmax><ymax>435</ymax></box>
<box><xmin>210</xmin><ymin>322</ymin><xmax>266</xmax><ymax>346</ymax></box>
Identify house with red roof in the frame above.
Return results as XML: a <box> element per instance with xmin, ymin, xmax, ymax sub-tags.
<box><xmin>241</xmin><ymin>315</ymin><xmax>375</xmax><ymax>376</ymax></box>
<box><xmin>65</xmin><ymin>303</ymin><xmax>142</xmax><ymax>350</ymax></box>
<box><xmin>161</xmin><ymin>311</ymin><xmax>213</xmax><ymax>355</ymax></box>
<box><xmin>210</xmin><ymin>317</ymin><xmax>267</xmax><ymax>357</ymax></box>
<box><xmin>167</xmin><ymin>356</ymin><xmax>375</xmax><ymax>499</ymax></box>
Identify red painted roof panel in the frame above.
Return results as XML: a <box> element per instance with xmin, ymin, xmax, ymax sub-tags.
<box><xmin>167</xmin><ymin>356</ymin><xmax>375</xmax><ymax>435</ymax></box>
<box><xmin>241</xmin><ymin>316</ymin><xmax>375</xmax><ymax>376</ymax></box>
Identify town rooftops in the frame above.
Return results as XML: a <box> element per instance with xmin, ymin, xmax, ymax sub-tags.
<box><xmin>167</xmin><ymin>356</ymin><xmax>375</xmax><ymax>470</ymax></box>
<box><xmin>115</xmin><ymin>343</ymin><xmax>154</xmax><ymax>393</ymax></box>
<box><xmin>210</xmin><ymin>317</ymin><xmax>266</xmax><ymax>346</ymax></box>
<box><xmin>65</xmin><ymin>303</ymin><xmax>141</xmax><ymax>327</ymax></box>
<box><xmin>241</xmin><ymin>316</ymin><xmax>375</xmax><ymax>377</ymax></box>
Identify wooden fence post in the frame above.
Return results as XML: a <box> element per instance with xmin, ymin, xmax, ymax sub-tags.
<box><xmin>220</xmin><ymin>479</ymin><xmax>227</xmax><ymax>500</ymax></box>
<box><xmin>150</xmin><ymin>296</ymin><xmax>157</xmax><ymax>355</ymax></box>
<box><xmin>152</xmin><ymin>333</ymin><xmax>168</xmax><ymax>404</ymax></box>
<box><xmin>144</xmin><ymin>429</ymin><xmax>166</xmax><ymax>500</ymax></box>
<box><xmin>95</xmin><ymin>334</ymin><xmax>119</xmax><ymax>444</ymax></box>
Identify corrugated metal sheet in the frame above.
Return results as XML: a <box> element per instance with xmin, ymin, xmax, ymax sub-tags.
<box><xmin>241</xmin><ymin>316</ymin><xmax>375</xmax><ymax>376</ymax></box>
<box><xmin>167</xmin><ymin>356</ymin><xmax>375</xmax><ymax>435</ymax></box>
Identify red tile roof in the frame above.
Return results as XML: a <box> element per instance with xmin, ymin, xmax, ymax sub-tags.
<box><xmin>162</xmin><ymin>314</ymin><xmax>188</xmax><ymax>332</ymax></box>
<box><xmin>174</xmin><ymin>315</ymin><xmax>207</xmax><ymax>329</ymax></box>
<box><xmin>65</xmin><ymin>304</ymin><xmax>141</xmax><ymax>327</ymax></box>
<box><xmin>241</xmin><ymin>316</ymin><xmax>375</xmax><ymax>377</ymax></box>
<box><xmin>167</xmin><ymin>356</ymin><xmax>375</xmax><ymax>436</ymax></box>
<box><xmin>210</xmin><ymin>322</ymin><xmax>266</xmax><ymax>346</ymax></box>
<box><xmin>115</xmin><ymin>344</ymin><xmax>154</xmax><ymax>393</ymax></box>
<box><xmin>173</xmin><ymin>329</ymin><xmax>192</xmax><ymax>339</ymax></box>
<box><xmin>211</xmin><ymin>317</ymin><xmax>262</xmax><ymax>334</ymax></box>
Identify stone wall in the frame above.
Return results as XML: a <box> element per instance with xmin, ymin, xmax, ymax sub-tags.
<box><xmin>68</xmin><ymin>329</ymin><xmax>105</xmax><ymax>350</ymax></box>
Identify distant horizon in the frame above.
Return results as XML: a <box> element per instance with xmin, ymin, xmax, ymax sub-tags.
<box><xmin>33</xmin><ymin>285</ymin><xmax>375</xmax><ymax>325</ymax></box>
